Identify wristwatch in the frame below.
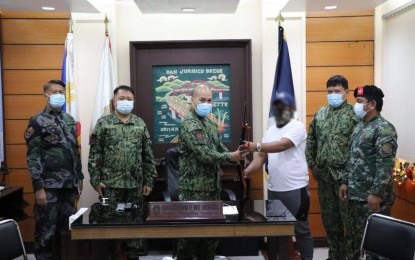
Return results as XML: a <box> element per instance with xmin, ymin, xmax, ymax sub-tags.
<box><xmin>255</xmin><ymin>142</ymin><xmax>262</xmax><ymax>152</ymax></box>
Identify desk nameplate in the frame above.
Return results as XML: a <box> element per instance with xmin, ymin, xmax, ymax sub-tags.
<box><xmin>147</xmin><ymin>201</ymin><xmax>225</xmax><ymax>222</ymax></box>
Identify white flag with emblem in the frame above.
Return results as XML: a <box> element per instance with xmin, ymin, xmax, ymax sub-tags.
<box><xmin>91</xmin><ymin>35</ymin><xmax>116</xmax><ymax>131</ymax></box>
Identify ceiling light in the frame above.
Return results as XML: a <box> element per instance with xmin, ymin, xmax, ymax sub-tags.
<box><xmin>324</xmin><ymin>5</ymin><xmax>337</xmax><ymax>10</ymax></box>
<box><xmin>42</xmin><ymin>6</ymin><xmax>55</xmax><ymax>11</ymax></box>
<box><xmin>181</xmin><ymin>8</ymin><xmax>196</xmax><ymax>12</ymax></box>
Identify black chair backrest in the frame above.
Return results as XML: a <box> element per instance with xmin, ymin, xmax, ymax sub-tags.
<box><xmin>0</xmin><ymin>219</ymin><xmax>26</xmax><ymax>260</ymax></box>
<box><xmin>165</xmin><ymin>147</ymin><xmax>180</xmax><ymax>201</ymax></box>
<box><xmin>362</xmin><ymin>214</ymin><xmax>415</xmax><ymax>260</ymax></box>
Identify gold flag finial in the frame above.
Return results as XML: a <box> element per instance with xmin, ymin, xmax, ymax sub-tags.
<box><xmin>104</xmin><ymin>14</ymin><xmax>109</xmax><ymax>36</ymax></box>
<box><xmin>68</xmin><ymin>15</ymin><xmax>73</xmax><ymax>33</ymax></box>
<box><xmin>275</xmin><ymin>11</ymin><xmax>284</xmax><ymax>26</ymax></box>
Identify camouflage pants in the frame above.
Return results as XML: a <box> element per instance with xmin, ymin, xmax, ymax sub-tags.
<box><xmin>34</xmin><ymin>188</ymin><xmax>77</xmax><ymax>260</ymax></box>
<box><xmin>105</xmin><ymin>187</ymin><xmax>144</xmax><ymax>259</ymax></box>
<box><xmin>346</xmin><ymin>200</ymin><xmax>394</xmax><ymax>260</ymax></box>
<box><xmin>317</xmin><ymin>171</ymin><xmax>350</xmax><ymax>260</ymax></box>
<box><xmin>177</xmin><ymin>190</ymin><xmax>220</xmax><ymax>260</ymax></box>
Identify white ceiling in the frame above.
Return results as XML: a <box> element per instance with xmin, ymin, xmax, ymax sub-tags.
<box><xmin>0</xmin><ymin>0</ymin><xmax>99</xmax><ymax>13</ymax></box>
<box><xmin>134</xmin><ymin>0</ymin><xmax>240</xmax><ymax>14</ymax></box>
<box><xmin>282</xmin><ymin>0</ymin><xmax>388</xmax><ymax>12</ymax></box>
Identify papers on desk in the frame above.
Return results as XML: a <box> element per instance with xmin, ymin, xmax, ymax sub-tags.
<box><xmin>223</xmin><ymin>205</ymin><xmax>239</xmax><ymax>215</ymax></box>
<box><xmin>69</xmin><ymin>207</ymin><xmax>88</xmax><ymax>230</ymax></box>
<box><xmin>0</xmin><ymin>186</ymin><xmax>5</xmax><ymax>192</ymax></box>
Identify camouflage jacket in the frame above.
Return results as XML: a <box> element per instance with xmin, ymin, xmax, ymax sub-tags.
<box><xmin>343</xmin><ymin>115</ymin><xmax>398</xmax><ymax>202</ymax></box>
<box><xmin>88</xmin><ymin>113</ymin><xmax>157</xmax><ymax>189</ymax></box>
<box><xmin>306</xmin><ymin>102</ymin><xmax>359</xmax><ymax>180</ymax></box>
<box><xmin>178</xmin><ymin>110</ymin><xmax>230</xmax><ymax>192</ymax></box>
<box><xmin>25</xmin><ymin>107</ymin><xmax>83</xmax><ymax>191</ymax></box>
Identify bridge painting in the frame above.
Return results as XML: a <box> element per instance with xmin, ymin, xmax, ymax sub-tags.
<box><xmin>153</xmin><ymin>65</ymin><xmax>231</xmax><ymax>144</ymax></box>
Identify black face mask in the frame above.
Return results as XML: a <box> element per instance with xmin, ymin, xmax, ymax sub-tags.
<box><xmin>272</xmin><ymin>106</ymin><xmax>293</xmax><ymax>128</ymax></box>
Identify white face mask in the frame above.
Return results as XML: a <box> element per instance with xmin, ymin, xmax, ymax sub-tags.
<box><xmin>354</xmin><ymin>102</ymin><xmax>369</xmax><ymax>118</ymax></box>
<box><xmin>327</xmin><ymin>93</ymin><xmax>345</xmax><ymax>108</ymax></box>
<box><xmin>116</xmin><ymin>100</ymin><xmax>134</xmax><ymax>115</ymax></box>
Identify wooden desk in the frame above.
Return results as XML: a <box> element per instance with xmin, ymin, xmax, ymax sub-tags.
<box><xmin>70</xmin><ymin>200</ymin><xmax>296</xmax><ymax>259</ymax></box>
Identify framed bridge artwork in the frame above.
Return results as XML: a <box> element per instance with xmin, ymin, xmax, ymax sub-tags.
<box><xmin>130</xmin><ymin>40</ymin><xmax>252</xmax><ymax>159</ymax></box>
<box><xmin>152</xmin><ymin>64</ymin><xmax>232</xmax><ymax>144</ymax></box>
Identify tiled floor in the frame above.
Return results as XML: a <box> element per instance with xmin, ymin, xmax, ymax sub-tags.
<box><xmin>22</xmin><ymin>248</ymin><xmax>329</xmax><ymax>259</ymax></box>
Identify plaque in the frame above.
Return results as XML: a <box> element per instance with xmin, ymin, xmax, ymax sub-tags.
<box><xmin>147</xmin><ymin>201</ymin><xmax>225</xmax><ymax>222</ymax></box>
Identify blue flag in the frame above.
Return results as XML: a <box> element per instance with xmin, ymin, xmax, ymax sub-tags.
<box><xmin>269</xmin><ymin>26</ymin><xmax>295</xmax><ymax>119</ymax></box>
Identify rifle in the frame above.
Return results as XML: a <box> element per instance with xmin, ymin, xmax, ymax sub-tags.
<box><xmin>237</xmin><ymin>102</ymin><xmax>251</xmax><ymax>199</ymax></box>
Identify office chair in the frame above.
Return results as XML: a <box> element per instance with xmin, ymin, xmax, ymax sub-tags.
<box><xmin>162</xmin><ymin>146</ymin><xmax>236</xmax><ymax>202</ymax></box>
<box><xmin>0</xmin><ymin>219</ymin><xmax>27</xmax><ymax>260</ymax></box>
<box><xmin>360</xmin><ymin>213</ymin><xmax>415</xmax><ymax>260</ymax></box>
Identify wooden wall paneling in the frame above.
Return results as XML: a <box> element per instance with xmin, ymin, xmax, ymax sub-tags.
<box><xmin>250</xmin><ymin>168</ymin><xmax>264</xmax><ymax>190</ymax></box>
<box><xmin>306</xmin><ymin>92</ymin><xmax>327</xmax><ymax>116</ymax></box>
<box><xmin>1</xmin><ymin>11</ymin><xmax>69</xmax><ymax>243</ymax></box>
<box><xmin>23</xmin><ymin>193</ymin><xmax>35</xmax><ymax>217</ymax></box>
<box><xmin>307</xmin><ymin>41</ymin><xmax>374</xmax><ymax>67</ymax></box>
<box><xmin>306</xmin><ymin>11</ymin><xmax>374</xmax><ymax>239</ymax></box>
<box><xmin>250</xmin><ymin>189</ymin><xmax>264</xmax><ymax>200</ymax></box>
<box><xmin>307</xmin><ymin>10</ymin><xmax>374</xmax><ymax>18</ymax></box>
<box><xmin>309</xmin><ymin>189</ymin><xmax>320</xmax><ymax>213</ymax></box>
<box><xmin>7</xmin><ymin>169</ymin><xmax>33</xmax><ymax>193</ymax></box>
<box><xmin>3</xmin><ymin>70</ymin><xmax>61</xmax><ymax>94</ymax></box>
<box><xmin>306</xmin><ymin>66</ymin><xmax>374</xmax><ymax>91</ymax></box>
<box><xmin>18</xmin><ymin>218</ymin><xmax>35</xmax><ymax>241</ymax></box>
<box><xmin>306</xmin><ymin>116</ymin><xmax>314</xmax><ymax>131</ymax></box>
<box><xmin>392</xmin><ymin>197</ymin><xmax>415</xmax><ymax>223</ymax></box>
<box><xmin>306</xmin><ymin>16</ymin><xmax>374</xmax><ymax>42</ymax></box>
<box><xmin>5</xmin><ymin>144</ymin><xmax>28</xmax><ymax>169</ymax></box>
<box><xmin>3</xmin><ymin>45</ymin><xmax>64</xmax><ymax>69</ymax></box>
<box><xmin>309</xmin><ymin>213</ymin><xmax>326</xmax><ymax>237</ymax></box>
<box><xmin>5</xmin><ymin>120</ymin><xmax>28</xmax><ymax>144</ymax></box>
<box><xmin>4</xmin><ymin>95</ymin><xmax>45</xmax><ymax>119</ymax></box>
<box><xmin>2</xmin><ymin>19</ymin><xmax>68</xmax><ymax>44</ymax></box>
<box><xmin>0</xmin><ymin>10</ymin><xmax>70</xmax><ymax>19</ymax></box>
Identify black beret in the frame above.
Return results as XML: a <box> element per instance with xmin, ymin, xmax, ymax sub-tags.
<box><xmin>354</xmin><ymin>85</ymin><xmax>384</xmax><ymax>99</ymax></box>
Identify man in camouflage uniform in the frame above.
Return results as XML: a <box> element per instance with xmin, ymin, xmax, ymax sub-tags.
<box><xmin>88</xmin><ymin>85</ymin><xmax>157</xmax><ymax>260</ymax></box>
<box><xmin>340</xmin><ymin>85</ymin><xmax>397</xmax><ymax>260</ymax></box>
<box><xmin>177</xmin><ymin>83</ymin><xmax>245</xmax><ymax>260</ymax></box>
<box><xmin>305</xmin><ymin>75</ymin><xmax>359</xmax><ymax>260</ymax></box>
<box><xmin>25</xmin><ymin>80</ymin><xmax>83</xmax><ymax>260</ymax></box>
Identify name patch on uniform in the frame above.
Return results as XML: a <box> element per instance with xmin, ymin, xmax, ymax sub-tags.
<box><xmin>193</xmin><ymin>130</ymin><xmax>205</xmax><ymax>141</ymax></box>
<box><xmin>24</xmin><ymin>127</ymin><xmax>35</xmax><ymax>140</ymax></box>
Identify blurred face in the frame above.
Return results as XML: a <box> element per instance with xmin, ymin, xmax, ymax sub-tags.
<box><xmin>272</xmin><ymin>101</ymin><xmax>293</xmax><ymax>127</ymax></box>
<box><xmin>44</xmin><ymin>84</ymin><xmax>65</xmax><ymax>103</ymax></box>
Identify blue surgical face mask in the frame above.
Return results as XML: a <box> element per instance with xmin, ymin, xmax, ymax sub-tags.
<box><xmin>327</xmin><ymin>93</ymin><xmax>345</xmax><ymax>108</ymax></box>
<box><xmin>195</xmin><ymin>103</ymin><xmax>212</xmax><ymax>117</ymax></box>
<box><xmin>354</xmin><ymin>102</ymin><xmax>367</xmax><ymax>118</ymax></box>
<box><xmin>47</xmin><ymin>93</ymin><xmax>66</xmax><ymax>109</ymax></box>
<box><xmin>116</xmin><ymin>100</ymin><xmax>134</xmax><ymax>115</ymax></box>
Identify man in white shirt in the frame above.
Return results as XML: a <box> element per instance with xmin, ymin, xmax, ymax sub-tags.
<box><xmin>242</xmin><ymin>92</ymin><xmax>313</xmax><ymax>260</ymax></box>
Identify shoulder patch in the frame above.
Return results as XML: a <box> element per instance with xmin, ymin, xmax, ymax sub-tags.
<box><xmin>24</xmin><ymin>127</ymin><xmax>35</xmax><ymax>140</ymax></box>
<box><xmin>193</xmin><ymin>130</ymin><xmax>205</xmax><ymax>141</ymax></box>
<box><xmin>382</xmin><ymin>143</ymin><xmax>393</xmax><ymax>155</ymax></box>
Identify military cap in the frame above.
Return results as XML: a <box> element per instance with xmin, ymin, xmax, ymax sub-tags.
<box><xmin>354</xmin><ymin>85</ymin><xmax>384</xmax><ymax>99</ymax></box>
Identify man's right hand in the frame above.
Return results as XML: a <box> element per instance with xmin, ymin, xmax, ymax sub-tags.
<box><xmin>35</xmin><ymin>188</ymin><xmax>47</xmax><ymax>206</ymax></box>
<box><xmin>94</xmin><ymin>182</ymin><xmax>106</xmax><ymax>197</ymax></box>
<box><xmin>339</xmin><ymin>184</ymin><xmax>348</xmax><ymax>201</ymax></box>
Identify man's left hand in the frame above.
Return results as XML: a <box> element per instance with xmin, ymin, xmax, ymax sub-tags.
<box><xmin>367</xmin><ymin>194</ymin><xmax>382</xmax><ymax>212</ymax></box>
<box><xmin>143</xmin><ymin>186</ymin><xmax>153</xmax><ymax>196</ymax></box>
